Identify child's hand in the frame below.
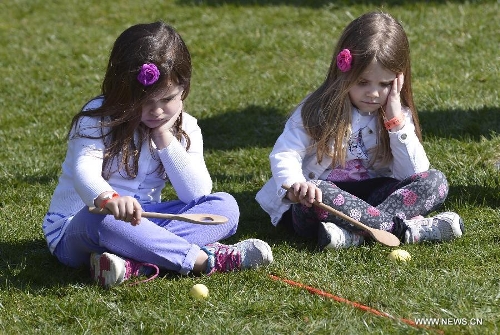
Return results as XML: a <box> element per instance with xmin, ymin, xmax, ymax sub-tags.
<box><xmin>384</xmin><ymin>72</ymin><xmax>404</xmax><ymax>122</ymax></box>
<box><xmin>286</xmin><ymin>182</ymin><xmax>322</xmax><ymax>207</ymax></box>
<box><xmin>154</xmin><ymin>108</ymin><xmax>182</xmax><ymax>133</ymax></box>
<box><xmin>150</xmin><ymin>109</ymin><xmax>182</xmax><ymax>149</ymax></box>
<box><xmin>100</xmin><ymin>195</ymin><xmax>143</xmax><ymax>226</ymax></box>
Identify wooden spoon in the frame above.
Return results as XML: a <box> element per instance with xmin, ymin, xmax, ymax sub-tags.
<box><xmin>88</xmin><ymin>207</ymin><xmax>228</xmax><ymax>225</ymax></box>
<box><xmin>282</xmin><ymin>185</ymin><xmax>400</xmax><ymax>247</ymax></box>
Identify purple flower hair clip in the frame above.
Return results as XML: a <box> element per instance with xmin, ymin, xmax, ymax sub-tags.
<box><xmin>137</xmin><ymin>63</ymin><xmax>160</xmax><ymax>86</ymax></box>
<box><xmin>336</xmin><ymin>49</ymin><xmax>352</xmax><ymax>72</ymax></box>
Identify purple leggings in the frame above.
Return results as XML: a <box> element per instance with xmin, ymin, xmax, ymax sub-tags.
<box><xmin>53</xmin><ymin>192</ymin><xmax>239</xmax><ymax>275</ymax></box>
<box><xmin>291</xmin><ymin>169</ymin><xmax>449</xmax><ymax>239</ymax></box>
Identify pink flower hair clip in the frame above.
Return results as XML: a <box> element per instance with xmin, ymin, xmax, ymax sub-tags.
<box><xmin>336</xmin><ymin>49</ymin><xmax>352</xmax><ymax>72</ymax></box>
<box><xmin>137</xmin><ymin>63</ymin><xmax>160</xmax><ymax>86</ymax></box>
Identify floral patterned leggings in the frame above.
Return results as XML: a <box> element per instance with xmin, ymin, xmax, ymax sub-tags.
<box><xmin>291</xmin><ymin>169</ymin><xmax>449</xmax><ymax>239</ymax></box>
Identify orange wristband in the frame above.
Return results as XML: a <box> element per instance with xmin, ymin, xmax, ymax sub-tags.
<box><xmin>384</xmin><ymin>115</ymin><xmax>404</xmax><ymax>130</ymax></box>
<box><xmin>100</xmin><ymin>192</ymin><xmax>119</xmax><ymax>209</ymax></box>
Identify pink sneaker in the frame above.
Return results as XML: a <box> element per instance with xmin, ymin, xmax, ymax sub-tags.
<box><xmin>90</xmin><ymin>252</ymin><xmax>159</xmax><ymax>288</ymax></box>
<box><xmin>202</xmin><ymin>239</ymin><xmax>273</xmax><ymax>275</ymax></box>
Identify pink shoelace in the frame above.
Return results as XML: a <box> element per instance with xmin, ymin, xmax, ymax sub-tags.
<box><xmin>125</xmin><ymin>259</ymin><xmax>159</xmax><ymax>286</ymax></box>
<box><xmin>208</xmin><ymin>244</ymin><xmax>241</xmax><ymax>275</ymax></box>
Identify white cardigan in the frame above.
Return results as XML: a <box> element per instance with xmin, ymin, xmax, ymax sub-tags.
<box><xmin>256</xmin><ymin>104</ymin><xmax>430</xmax><ymax>226</ymax></box>
<box><xmin>42</xmin><ymin>97</ymin><xmax>212</xmax><ymax>253</ymax></box>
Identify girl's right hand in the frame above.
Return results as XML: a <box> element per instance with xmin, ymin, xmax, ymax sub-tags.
<box><xmin>98</xmin><ymin>194</ymin><xmax>143</xmax><ymax>226</ymax></box>
<box><xmin>286</xmin><ymin>182</ymin><xmax>322</xmax><ymax>207</ymax></box>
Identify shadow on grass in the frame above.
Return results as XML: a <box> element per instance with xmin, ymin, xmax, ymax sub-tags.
<box><xmin>177</xmin><ymin>0</ymin><xmax>476</xmax><ymax>7</ymax></box>
<box><xmin>0</xmin><ymin>239</ymin><xmax>222</xmax><ymax>290</ymax></box>
<box><xmin>0</xmin><ymin>239</ymin><xmax>90</xmax><ymax>291</ymax></box>
<box><xmin>418</xmin><ymin>106</ymin><xmax>500</xmax><ymax>141</ymax></box>
<box><xmin>200</xmin><ymin>105</ymin><xmax>499</xmax><ymax>151</ymax></box>
<box><xmin>199</xmin><ymin>104</ymin><xmax>287</xmax><ymax>151</ymax></box>
<box><xmin>449</xmin><ymin>184</ymin><xmax>500</xmax><ymax>209</ymax></box>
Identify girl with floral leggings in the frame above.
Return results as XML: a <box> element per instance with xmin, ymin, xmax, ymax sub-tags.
<box><xmin>256</xmin><ymin>12</ymin><xmax>464</xmax><ymax>248</ymax></box>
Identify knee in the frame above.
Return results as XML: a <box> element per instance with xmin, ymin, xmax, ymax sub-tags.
<box><xmin>427</xmin><ymin>169</ymin><xmax>447</xmax><ymax>182</ymax></box>
<box><xmin>426</xmin><ymin>169</ymin><xmax>448</xmax><ymax>188</ymax></box>
<box><xmin>211</xmin><ymin>192</ymin><xmax>238</xmax><ymax>209</ymax></box>
<box><xmin>419</xmin><ymin>169</ymin><xmax>449</xmax><ymax>199</ymax></box>
<box><xmin>210</xmin><ymin>192</ymin><xmax>240</xmax><ymax>223</ymax></box>
<box><xmin>433</xmin><ymin>169</ymin><xmax>449</xmax><ymax>198</ymax></box>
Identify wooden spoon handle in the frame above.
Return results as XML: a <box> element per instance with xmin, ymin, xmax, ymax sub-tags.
<box><xmin>312</xmin><ymin>201</ymin><xmax>372</xmax><ymax>230</ymax></box>
<box><xmin>88</xmin><ymin>207</ymin><xmax>228</xmax><ymax>225</ymax></box>
<box><xmin>281</xmin><ymin>184</ymin><xmax>400</xmax><ymax>247</ymax></box>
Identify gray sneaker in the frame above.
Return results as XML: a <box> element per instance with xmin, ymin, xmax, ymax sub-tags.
<box><xmin>318</xmin><ymin>222</ymin><xmax>364</xmax><ymax>249</ymax></box>
<box><xmin>202</xmin><ymin>239</ymin><xmax>273</xmax><ymax>275</ymax></box>
<box><xmin>404</xmin><ymin>212</ymin><xmax>464</xmax><ymax>244</ymax></box>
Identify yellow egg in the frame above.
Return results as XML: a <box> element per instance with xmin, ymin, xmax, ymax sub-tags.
<box><xmin>388</xmin><ymin>249</ymin><xmax>412</xmax><ymax>262</ymax></box>
<box><xmin>190</xmin><ymin>284</ymin><xmax>209</xmax><ymax>300</ymax></box>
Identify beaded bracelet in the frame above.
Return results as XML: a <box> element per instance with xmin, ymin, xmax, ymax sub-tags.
<box><xmin>100</xmin><ymin>192</ymin><xmax>120</xmax><ymax>209</ymax></box>
<box><xmin>384</xmin><ymin>115</ymin><xmax>404</xmax><ymax>131</ymax></box>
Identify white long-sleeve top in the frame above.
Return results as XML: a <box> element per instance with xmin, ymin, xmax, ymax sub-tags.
<box><xmin>42</xmin><ymin>97</ymin><xmax>212</xmax><ymax>253</ymax></box>
<box><xmin>256</xmin><ymin>104</ymin><xmax>430</xmax><ymax>226</ymax></box>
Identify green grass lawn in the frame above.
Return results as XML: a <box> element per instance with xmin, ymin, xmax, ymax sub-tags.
<box><xmin>0</xmin><ymin>0</ymin><xmax>499</xmax><ymax>334</ymax></box>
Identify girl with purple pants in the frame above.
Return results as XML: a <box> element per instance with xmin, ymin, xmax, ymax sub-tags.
<box><xmin>43</xmin><ymin>22</ymin><xmax>273</xmax><ymax>288</ymax></box>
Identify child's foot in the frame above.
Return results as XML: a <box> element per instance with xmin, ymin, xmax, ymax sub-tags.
<box><xmin>318</xmin><ymin>222</ymin><xmax>364</xmax><ymax>249</ymax></box>
<box><xmin>403</xmin><ymin>212</ymin><xmax>464</xmax><ymax>244</ymax></box>
<box><xmin>90</xmin><ymin>252</ymin><xmax>159</xmax><ymax>288</ymax></box>
<box><xmin>202</xmin><ymin>239</ymin><xmax>273</xmax><ymax>275</ymax></box>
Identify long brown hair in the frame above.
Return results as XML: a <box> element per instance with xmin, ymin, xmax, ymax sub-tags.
<box><xmin>301</xmin><ymin>12</ymin><xmax>421</xmax><ymax>168</ymax></box>
<box><xmin>69</xmin><ymin>21</ymin><xmax>192</xmax><ymax>179</ymax></box>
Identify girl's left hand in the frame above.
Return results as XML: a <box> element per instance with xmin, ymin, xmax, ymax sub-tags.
<box><xmin>384</xmin><ymin>72</ymin><xmax>404</xmax><ymax>120</ymax></box>
<box><xmin>151</xmin><ymin>109</ymin><xmax>182</xmax><ymax>149</ymax></box>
